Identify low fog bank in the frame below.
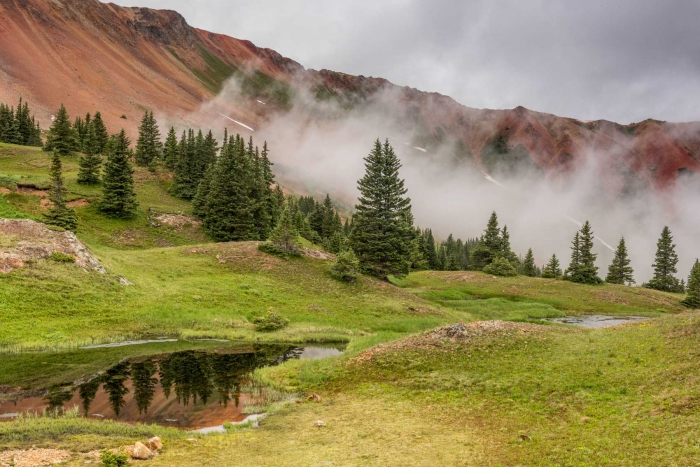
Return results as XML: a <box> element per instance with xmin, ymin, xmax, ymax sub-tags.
<box><xmin>185</xmin><ymin>77</ymin><xmax>700</xmax><ymax>284</ymax></box>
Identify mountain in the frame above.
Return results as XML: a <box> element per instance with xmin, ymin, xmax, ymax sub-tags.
<box><xmin>1</xmin><ymin>0</ymin><xmax>698</xmax><ymax>193</ymax></box>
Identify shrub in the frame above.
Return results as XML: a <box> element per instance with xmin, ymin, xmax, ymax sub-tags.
<box><xmin>101</xmin><ymin>450</ymin><xmax>129</xmax><ymax>467</ymax></box>
<box><xmin>483</xmin><ymin>256</ymin><xmax>518</xmax><ymax>277</ymax></box>
<box><xmin>258</xmin><ymin>242</ymin><xmax>301</xmax><ymax>258</ymax></box>
<box><xmin>330</xmin><ymin>250</ymin><xmax>360</xmax><ymax>283</ymax></box>
<box><xmin>253</xmin><ymin>310</ymin><xmax>289</xmax><ymax>332</ymax></box>
<box><xmin>50</xmin><ymin>251</ymin><xmax>75</xmax><ymax>263</ymax></box>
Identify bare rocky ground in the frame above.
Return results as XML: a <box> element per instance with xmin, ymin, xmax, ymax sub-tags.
<box><xmin>0</xmin><ymin>219</ymin><xmax>105</xmax><ymax>274</ymax></box>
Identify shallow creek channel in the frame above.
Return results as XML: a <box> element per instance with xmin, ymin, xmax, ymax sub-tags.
<box><xmin>0</xmin><ymin>342</ymin><xmax>344</xmax><ymax>433</ymax></box>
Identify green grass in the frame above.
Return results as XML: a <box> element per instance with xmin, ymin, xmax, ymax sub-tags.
<box><xmin>0</xmin><ymin>409</ymin><xmax>187</xmax><ymax>452</ymax></box>
<box><xmin>399</xmin><ymin>270</ymin><xmax>684</xmax><ymax>317</ymax></box>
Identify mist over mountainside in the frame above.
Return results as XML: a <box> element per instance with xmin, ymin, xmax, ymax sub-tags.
<box><xmin>0</xmin><ymin>0</ymin><xmax>698</xmax><ymax>280</ymax></box>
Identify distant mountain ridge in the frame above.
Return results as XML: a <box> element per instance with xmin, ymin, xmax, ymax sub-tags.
<box><xmin>0</xmin><ymin>0</ymin><xmax>698</xmax><ymax>193</ymax></box>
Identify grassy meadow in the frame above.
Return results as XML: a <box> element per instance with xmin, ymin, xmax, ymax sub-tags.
<box><xmin>1</xmin><ymin>142</ymin><xmax>699</xmax><ymax>466</ymax></box>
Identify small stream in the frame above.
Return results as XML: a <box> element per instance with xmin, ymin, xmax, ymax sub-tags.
<box><xmin>0</xmin><ymin>343</ymin><xmax>344</xmax><ymax>431</ymax></box>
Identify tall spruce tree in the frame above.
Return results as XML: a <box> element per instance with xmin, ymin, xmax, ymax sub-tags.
<box><xmin>134</xmin><ymin>111</ymin><xmax>162</xmax><ymax>167</ymax></box>
<box><xmin>606</xmin><ymin>237</ymin><xmax>635</xmax><ymax>285</ymax></box>
<box><xmin>682</xmin><ymin>260</ymin><xmax>700</xmax><ymax>309</ymax></box>
<box><xmin>349</xmin><ymin>139</ymin><xmax>414</xmax><ymax>279</ymax></box>
<box><xmin>163</xmin><ymin>127</ymin><xmax>180</xmax><ymax>170</ymax></box>
<box><xmin>500</xmin><ymin>225</ymin><xmax>520</xmax><ymax>267</ymax></box>
<box><xmin>43</xmin><ymin>150</ymin><xmax>78</xmax><ymax>231</ymax></box>
<box><xmin>44</xmin><ymin>104</ymin><xmax>76</xmax><ymax>156</ymax></box>
<box><xmin>522</xmin><ymin>248</ymin><xmax>537</xmax><ymax>277</ymax></box>
<box><xmin>91</xmin><ymin>112</ymin><xmax>109</xmax><ymax>153</ymax></box>
<box><xmin>469</xmin><ymin>212</ymin><xmax>502</xmax><ymax>270</ymax></box>
<box><xmin>99</xmin><ymin>130</ymin><xmax>138</xmax><ymax>219</ymax></box>
<box><xmin>646</xmin><ymin>226</ymin><xmax>681</xmax><ymax>292</ymax></box>
<box><xmin>542</xmin><ymin>254</ymin><xmax>562</xmax><ymax>279</ymax></box>
<box><xmin>566</xmin><ymin>222</ymin><xmax>601</xmax><ymax>284</ymax></box>
<box><xmin>423</xmin><ymin>229</ymin><xmax>439</xmax><ymax>270</ymax></box>
<box><xmin>201</xmin><ymin>135</ymin><xmax>256</xmax><ymax>241</ymax></box>
<box><xmin>77</xmin><ymin>124</ymin><xmax>102</xmax><ymax>185</ymax></box>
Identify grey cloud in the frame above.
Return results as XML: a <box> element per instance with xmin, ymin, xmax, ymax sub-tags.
<box><xmin>110</xmin><ymin>0</ymin><xmax>700</xmax><ymax>122</ymax></box>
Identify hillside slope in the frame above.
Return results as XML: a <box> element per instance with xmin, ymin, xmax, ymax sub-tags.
<box><xmin>0</xmin><ymin>0</ymin><xmax>698</xmax><ymax>193</ymax></box>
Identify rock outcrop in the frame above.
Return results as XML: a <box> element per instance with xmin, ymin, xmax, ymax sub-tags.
<box><xmin>0</xmin><ymin>219</ymin><xmax>105</xmax><ymax>274</ymax></box>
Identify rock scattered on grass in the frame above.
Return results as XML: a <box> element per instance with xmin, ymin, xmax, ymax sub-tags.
<box><xmin>314</xmin><ymin>420</ymin><xmax>326</xmax><ymax>427</ymax></box>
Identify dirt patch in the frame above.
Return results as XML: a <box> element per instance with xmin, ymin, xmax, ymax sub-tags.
<box><xmin>152</xmin><ymin>212</ymin><xmax>201</xmax><ymax>228</ymax></box>
<box><xmin>16</xmin><ymin>187</ymin><xmax>47</xmax><ymax>197</ymax></box>
<box><xmin>0</xmin><ymin>448</ymin><xmax>71</xmax><ymax>467</ymax></box>
<box><xmin>303</xmin><ymin>248</ymin><xmax>335</xmax><ymax>260</ymax></box>
<box><xmin>352</xmin><ymin>321</ymin><xmax>555</xmax><ymax>365</ymax></box>
<box><xmin>67</xmin><ymin>198</ymin><xmax>90</xmax><ymax>208</ymax></box>
<box><xmin>0</xmin><ymin>187</ymin><xmax>10</xmax><ymax>195</ymax></box>
<box><xmin>0</xmin><ymin>219</ymin><xmax>106</xmax><ymax>274</ymax></box>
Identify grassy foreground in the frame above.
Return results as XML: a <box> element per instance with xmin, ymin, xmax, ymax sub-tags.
<box><xmin>2</xmin><ymin>143</ymin><xmax>698</xmax><ymax>466</ymax></box>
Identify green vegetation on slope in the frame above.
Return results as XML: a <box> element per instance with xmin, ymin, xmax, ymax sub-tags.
<box><xmin>398</xmin><ymin>270</ymin><xmax>684</xmax><ymax>318</ymax></box>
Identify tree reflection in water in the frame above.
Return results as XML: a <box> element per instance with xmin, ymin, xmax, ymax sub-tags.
<box><xmin>71</xmin><ymin>345</ymin><xmax>305</xmax><ymax>417</ymax></box>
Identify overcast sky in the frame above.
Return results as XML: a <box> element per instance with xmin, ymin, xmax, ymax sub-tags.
<box><xmin>111</xmin><ymin>0</ymin><xmax>700</xmax><ymax>123</ymax></box>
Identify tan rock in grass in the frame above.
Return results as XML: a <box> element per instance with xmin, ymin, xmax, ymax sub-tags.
<box><xmin>130</xmin><ymin>442</ymin><xmax>153</xmax><ymax>460</ymax></box>
<box><xmin>145</xmin><ymin>436</ymin><xmax>163</xmax><ymax>451</ymax></box>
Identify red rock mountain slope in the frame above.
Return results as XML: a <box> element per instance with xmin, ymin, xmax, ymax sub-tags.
<box><xmin>0</xmin><ymin>0</ymin><xmax>698</xmax><ymax>192</ymax></box>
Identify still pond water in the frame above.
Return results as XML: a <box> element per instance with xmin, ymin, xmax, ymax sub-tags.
<box><xmin>0</xmin><ymin>343</ymin><xmax>344</xmax><ymax>431</ymax></box>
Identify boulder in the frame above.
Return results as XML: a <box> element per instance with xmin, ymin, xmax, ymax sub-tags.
<box><xmin>130</xmin><ymin>442</ymin><xmax>152</xmax><ymax>460</ymax></box>
<box><xmin>145</xmin><ymin>437</ymin><xmax>163</xmax><ymax>451</ymax></box>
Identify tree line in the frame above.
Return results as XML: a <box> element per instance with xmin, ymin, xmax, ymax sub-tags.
<box><xmin>31</xmin><ymin>105</ymin><xmax>700</xmax><ymax>308</ymax></box>
<box><xmin>0</xmin><ymin>98</ymin><xmax>43</xmax><ymax>147</ymax></box>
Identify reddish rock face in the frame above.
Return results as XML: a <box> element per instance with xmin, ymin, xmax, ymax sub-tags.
<box><xmin>0</xmin><ymin>0</ymin><xmax>697</xmax><ymax>193</ymax></box>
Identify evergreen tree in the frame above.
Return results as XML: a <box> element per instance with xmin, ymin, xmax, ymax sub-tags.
<box><xmin>201</xmin><ymin>135</ymin><xmax>256</xmax><ymax>241</ymax></box>
<box><xmin>99</xmin><ymin>130</ymin><xmax>138</xmax><ymax>219</ymax></box>
<box><xmin>321</xmin><ymin>194</ymin><xmax>341</xmax><ymax>239</ymax></box>
<box><xmin>469</xmin><ymin>212</ymin><xmax>502</xmax><ymax>269</ymax></box>
<box><xmin>44</xmin><ymin>104</ymin><xmax>76</xmax><ymax>156</ymax></box>
<box><xmin>423</xmin><ymin>229</ymin><xmax>439</xmax><ymax>270</ymax></box>
<box><xmin>43</xmin><ymin>150</ymin><xmax>78</xmax><ymax>231</ymax></box>
<box><xmin>565</xmin><ymin>232</ymin><xmax>581</xmax><ymax>280</ymax></box>
<box><xmin>606</xmin><ymin>237</ymin><xmax>635</xmax><ymax>285</ymax></box>
<box><xmin>522</xmin><ymin>248</ymin><xmax>537</xmax><ymax>277</ymax></box>
<box><xmin>272</xmin><ymin>184</ymin><xmax>285</xmax><ymax>228</ymax></box>
<box><xmin>269</xmin><ymin>207</ymin><xmax>301</xmax><ymax>254</ymax></box>
<box><xmin>682</xmin><ymin>260</ymin><xmax>700</xmax><ymax>309</ymax></box>
<box><xmin>251</xmin><ymin>145</ymin><xmax>273</xmax><ymax>240</ymax></box>
<box><xmin>349</xmin><ymin>139</ymin><xmax>413</xmax><ymax>279</ymax></box>
<box><xmin>163</xmin><ymin>127</ymin><xmax>180</xmax><ymax>170</ymax></box>
<box><xmin>73</xmin><ymin>116</ymin><xmax>85</xmax><ymax>150</ymax></box>
<box><xmin>77</xmin><ymin>123</ymin><xmax>102</xmax><ymax>185</ymax></box>
<box><xmin>308</xmin><ymin>201</ymin><xmax>325</xmax><ymax>238</ymax></box>
<box><xmin>542</xmin><ymin>254</ymin><xmax>562</xmax><ymax>279</ymax></box>
<box><xmin>566</xmin><ymin>222</ymin><xmax>602</xmax><ymax>284</ymax></box>
<box><xmin>646</xmin><ymin>226</ymin><xmax>681</xmax><ymax>292</ymax></box>
<box><xmin>134</xmin><ymin>111</ymin><xmax>162</xmax><ymax>167</ymax></box>
<box><xmin>330</xmin><ymin>249</ymin><xmax>361</xmax><ymax>283</ymax></box>
<box><xmin>500</xmin><ymin>225</ymin><xmax>520</xmax><ymax>267</ymax></box>
<box><xmin>91</xmin><ymin>112</ymin><xmax>109</xmax><ymax>153</ymax></box>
